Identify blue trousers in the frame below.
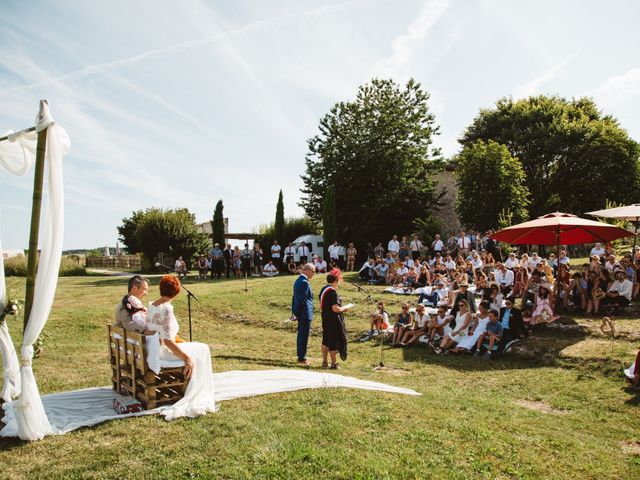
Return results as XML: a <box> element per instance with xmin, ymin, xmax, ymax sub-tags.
<box><xmin>297</xmin><ymin>318</ymin><xmax>312</xmax><ymax>361</ymax></box>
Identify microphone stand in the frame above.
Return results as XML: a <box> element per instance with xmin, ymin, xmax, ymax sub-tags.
<box><xmin>156</xmin><ymin>262</ymin><xmax>198</xmax><ymax>341</ymax></box>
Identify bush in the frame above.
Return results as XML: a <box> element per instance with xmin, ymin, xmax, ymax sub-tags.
<box><xmin>3</xmin><ymin>256</ymin><xmax>27</xmax><ymax>276</ymax></box>
<box><xmin>2</xmin><ymin>255</ymin><xmax>86</xmax><ymax>277</ymax></box>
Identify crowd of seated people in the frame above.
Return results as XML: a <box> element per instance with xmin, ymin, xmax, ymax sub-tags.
<box><xmin>355</xmin><ymin>231</ymin><xmax>639</xmax><ymax>355</ymax></box>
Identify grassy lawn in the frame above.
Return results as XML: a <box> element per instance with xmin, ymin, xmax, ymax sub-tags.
<box><xmin>1</xmin><ymin>272</ymin><xmax>639</xmax><ymax>479</ymax></box>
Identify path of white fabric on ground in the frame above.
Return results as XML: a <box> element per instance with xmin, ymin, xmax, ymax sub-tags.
<box><xmin>1</xmin><ymin>369</ymin><xmax>419</xmax><ymax>438</ymax></box>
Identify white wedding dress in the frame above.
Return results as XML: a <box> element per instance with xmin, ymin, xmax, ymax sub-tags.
<box><xmin>147</xmin><ymin>302</ymin><xmax>218</xmax><ymax>420</ymax></box>
<box><xmin>456</xmin><ymin>313</ymin><xmax>491</xmax><ymax>351</ymax></box>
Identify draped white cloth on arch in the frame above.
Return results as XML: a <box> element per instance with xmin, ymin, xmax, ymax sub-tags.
<box><xmin>0</xmin><ymin>101</ymin><xmax>70</xmax><ymax>440</ymax></box>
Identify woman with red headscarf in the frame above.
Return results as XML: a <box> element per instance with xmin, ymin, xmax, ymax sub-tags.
<box><xmin>147</xmin><ymin>275</ymin><xmax>217</xmax><ymax>419</ymax></box>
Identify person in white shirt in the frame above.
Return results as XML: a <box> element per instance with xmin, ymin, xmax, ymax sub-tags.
<box><xmin>444</xmin><ymin>254</ymin><xmax>456</xmax><ymax>271</ymax></box>
<box><xmin>494</xmin><ymin>262</ymin><xmax>514</xmax><ymax>293</ymax></box>
<box><xmin>603</xmin><ymin>269</ymin><xmax>633</xmax><ymax>309</ymax></box>
<box><xmin>504</xmin><ymin>253</ymin><xmax>519</xmax><ymax>270</ymax></box>
<box><xmin>297</xmin><ymin>242</ymin><xmax>310</xmax><ymax>264</ymax></box>
<box><xmin>404</xmin><ymin>257</ymin><xmax>415</xmax><ymax>268</ymax></box>
<box><xmin>590</xmin><ymin>243</ymin><xmax>606</xmax><ymax>258</ymax></box>
<box><xmin>314</xmin><ymin>256</ymin><xmax>327</xmax><ymax>273</ymax></box>
<box><xmin>457</xmin><ymin>231</ymin><xmax>470</xmax><ymax>257</ymax></box>
<box><xmin>270</xmin><ymin>241</ymin><xmax>282</xmax><ymax>270</ymax></box>
<box><xmin>410</xmin><ymin>234</ymin><xmax>423</xmax><ymax>260</ymax></box>
<box><xmin>388</xmin><ymin>235</ymin><xmax>400</xmax><ymax>255</ymax></box>
<box><xmin>262</xmin><ymin>260</ymin><xmax>279</xmax><ymax>277</ymax></box>
<box><xmin>395</xmin><ymin>263</ymin><xmax>409</xmax><ymax>279</ymax></box>
<box><xmin>470</xmin><ymin>253</ymin><xmax>483</xmax><ymax>271</ymax></box>
<box><xmin>431</xmin><ymin>234</ymin><xmax>444</xmax><ymax>254</ymax></box>
<box><xmin>284</xmin><ymin>242</ymin><xmax>296</xmax><ymax>264</ymax></box>
<box><xmin>327</xmin><ymin>240</ymin><xmax>341</xmax><ymax>264</ymax></box>
<box><xmin>605</xmin><ymin>255</ymin><xmax>619</xmax><ymax>273</ymax></box>
<box><xmin>528</xmin><ymin>252</ymin><xmax>542</xmax><ymax>270</ymax></box>
<box><xmin>558</xmin><ymin>250</ymin><xmax>570</xmax><ymax>266</ymax></box>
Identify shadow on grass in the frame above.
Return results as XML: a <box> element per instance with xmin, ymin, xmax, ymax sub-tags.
<box><xmin>213</xmin><ymin>354</ymin><xmax>297</xmax><ymax>369</ymax></box>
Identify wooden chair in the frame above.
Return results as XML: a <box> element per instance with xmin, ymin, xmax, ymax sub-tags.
<box><xmin>107</xmin><ymin>326</ymin><xmax>189</xmax><ymax>410</ymax></box>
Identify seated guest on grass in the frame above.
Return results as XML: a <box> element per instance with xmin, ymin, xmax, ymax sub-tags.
<box><xmin>451</xmin><ymin>300</ymin><xmax>490</xmax><ymax>354</ymax></box>
<box><xmin>440</xmin><ymin>299</ymin><xmax>472</xmax><ymax>353</ymax></box>
<box><xmin>494</xmin><ymin>262</ymin><xmax>514</xmax><ymax>294</ymax></box>
<box><xmin>314</xmin><ymin>256</ymin><xmax>328</xmax><ymax>273</ymax></box>
<box><xmin>474</xmin><ymin>309</ymin><xmax>503</xmax><ymax>359</ymax></box>
<box><xmin>428</xmin><ymin>305</ymin><xmax>453</xmax><ymax>350</ymax></box>
<box><xmin>504</xmin><ymin>252</ymin><xmax>519</xmax><ymax>270</ymax></box>
<box><xmin>496</xmin><ymin>297</ymin><xmax>528</xmax><ymax>351</ymax></box>
<box><xmin>399</xmin><ymin>303</ymin><xmax>430</xmax><ymax>346</ymax></box>
<box><xmin>391</xmin><ymin>303</ymin><xmax>413</xmax><ymax>346</ymax></box>
<box><xmin>374</xmin><ymin>260</ymin><xmax>389</xmax><ymax>285</ymax></box>
<box><xmin>488</xmin><ymin>284</ymin><xmax>503</xmax><ymax>312</ymax></box>
<box><xmin>444</xmin><ymin>254</ymin><xmax>456</xmax><ymax>272</ymax></box>
<box><xmin>528</xmin><ymin>283</ymin><xmax>559</xmax><ymax>325</ymax></box>
<box><xmin>602</xmin><ymin>269</ymin><xmax>633</xmax><ymax>312</ymax></box>
<box><xmin>450</xmin><ymin>282</ymin><xmax>476</xmax><ymax>317</ymax></box>
<box><xmin>358</xmin><ymin>258</ymin><xmax>376</xmax><ymax>281</ymax></box>
<box><xmin>263</xmin><ymin>260</ymin><xmax>279</xmax><ymax>277</ymax></box>
<box><xmin>115</xmin><ymin>275</ymin><xmax>149</xmax><ymax>333</ymax></box>
<box><xmin>368</xmin><ymin>301</ymin><xmax>390</xmax><ymax>334</ymax></box>
<box><xmin>287</xmin><ymin>258</ymin><xmax>298</xmax><ymax>275</ymax></box>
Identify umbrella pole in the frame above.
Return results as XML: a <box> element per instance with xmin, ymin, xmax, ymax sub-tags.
<box><xmin>555</xmin><ymin>227</ymin><xmax>560</xmax><ymax>312</ymax></box>
<box><xmin>24</xmin><ymin>126</ymin><xmax>48</xmax><ymax>332</ymax></box>
<box><xmin>633</xmin><ymin>219</ymin><xmax>638</xmax><ymax>258</ymax></box>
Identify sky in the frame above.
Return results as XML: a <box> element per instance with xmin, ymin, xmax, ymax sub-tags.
<box><xmin>1</xmin><ymin>0</ymin><xmax>639</xmax><ymax>250</ymax></box>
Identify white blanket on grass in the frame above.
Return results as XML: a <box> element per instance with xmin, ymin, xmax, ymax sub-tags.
<box><xmin>1</xmin><ymin>369</ymin><xmax>419</xmax><ymax>438</ymax></box>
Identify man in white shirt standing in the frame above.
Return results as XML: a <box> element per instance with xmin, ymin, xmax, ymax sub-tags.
<box><xmin>298</xmin><ymin>242</ymin><xmax>310</xmax><ymax>265</ymax></box>
<box><xmin>271</xmin><ymin>240</ymin><xmax>282</xmax><ymax>271</ymax></box>
<box><xmin>603</xmin><ymin>269</ymin><xmax>633</xmax><ymax>310</ymax></box>
<box><xmin>431</xmin><ymin>234</ymin><xmax>444</xmax><ymax>255</ymax></box>
<box><xmin>388</xmin><ymin>235</ymin><xmax>400</xmax><ymax>256</ymax></box>
<box><xmin>410</xmin><ymin>234</ymin><xmax>423</xmax><ymax>261</ymax></box>
<box><xmin>590</xmin><ymin>242</ymin><xmax>606</xmax><ymax>258</ymax></box>
<box><xmin>284</xmin><ymin>242</ymin><xmax>296</xmax><ymax>265</ymax></box>
<box><xmin>457</xmin><ymin>231</ymin><xmax>470</xmax><ymax>258</ymax></box>
<box><xmin>327</xmin><ymin>240</ymin><xmax>340</xmax><ymax>266</ymax></box>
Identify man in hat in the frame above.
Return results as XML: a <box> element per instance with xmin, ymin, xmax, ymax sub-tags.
<box><xmin>210</xmin><ymin>242</ymin><xmax>224</xmax><ymax>279</ymax></box>
<box><xmin>602</xmin><ymin>269</ymin><xmax>633</xmax><ymax>311</ymax></box>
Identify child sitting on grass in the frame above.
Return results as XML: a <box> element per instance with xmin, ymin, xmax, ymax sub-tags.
<box><xmin>474</xmin><ymin>309</ymin><xmax>503</xmax><ymax>359</ymax></box>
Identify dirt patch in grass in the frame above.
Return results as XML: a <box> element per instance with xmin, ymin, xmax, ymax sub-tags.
<box><xmin>373</xmin><ymin>366</ymin><xmax>411</xmax><ymax>376</ymax></box>
<box><xmin>515</xmin><ymin>399</ymin><xmax>568</xmax><ymax>415</ymax></box>
<box><xmin>621</xmin><ymin>440</ymin><xmax>640</xmax><ymax>455</ymax></box>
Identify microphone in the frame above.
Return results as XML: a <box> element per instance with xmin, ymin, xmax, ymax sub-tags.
<box><xmin>155</xmin><ymin>262</ymin><xmax>174</xmax><ymax>272</ymax></box>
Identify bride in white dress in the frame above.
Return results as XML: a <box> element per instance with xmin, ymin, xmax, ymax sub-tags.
<box><xmin>454</xmin><ymin>301</ymin><xmax>491</xmax><ymax>352</ymax></box>
<box><xmin>146</xmin><ymin>275</ymin><xmax>218</xmax><ymax>420</ymax></box>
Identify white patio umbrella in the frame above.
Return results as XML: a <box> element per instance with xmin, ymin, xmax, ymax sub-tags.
<box><xmin>586</xmin><ymin>203</ymin><xmax>640</xmax><ymax>253</ymax></box>
<box><xmin>114</xmin><ymin>242</ymin><xmax>120</xmax><ymax>256</ymax></box>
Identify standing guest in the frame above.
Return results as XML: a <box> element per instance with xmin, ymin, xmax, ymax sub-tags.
<box><xmin>232</xmin><ymin>246</ymin><xmax>242</xmax><ymax>278</ymax></box>
<box><xmin>590</xmin><ymin>242</ymin><xmax>606</xmax><ymax>258</ymax></box>
<box><xmin>253</xmin><ymin>243</ymin><xmax>264</xmax><ymax>275</ymax></box>
<box><xmin>291</xmin><ymin>263</ymin><xmax>315</xmax><ymax>367</ymax></box>
<box><xmin>210</xmin><ymin>243</ymin><xmax>224</xmax><ymax>279</ymax></box>
<box><xmin>197</xmin><ymin>255</ymin><xmax>208</xmax><ymax>280</ymax></box>
<box><xmin>240</xmin><ymin>243</ymin><xmax>253</xmax><ymax>277</ymax></box>
<box><xmin>263</xmin><ymin>260</ymin><xmax>279</xmax><ymax>277</ymax></box>
<box><xmin>446</xmin><ymin>232</ymin><xmax>458</xmax><ymax>255</ymax></box>
<box><xmin>391</xmin><ymin>303</ymin><xmax>413</xmax><ymax>346</ymax></box>
<box><xmin>346</xmin><ymin>243</ymin><xmax>357</xmax><ymax>271</ymax></box>
<box><xmin>284</xmin><ymin>242</ymin><xmax>296</xmax><ymax>265</ymax></box>
<box><xmin>431</xmin><ymin>234</ymin><xmax>444</xmax><ymax>255</ymax></box>
<box><xmin>270</xmin><ymin>240</ymin><xmax>282</xmax><ymax>271</ymax></box>
<box><xmin>327</xmin><ymin>240</ymin><xmax>341</xmax><ymax>266</ymax></box>
<box><xmin>223</xmin><ymin>244</ymin><xmax>233</xmax><ymax>278</ymax></box>
<box><xmin>399</xmin><ymin>235</ymin><xmax>411</xmax><ymax>261</ymax></box>
<box><xmin>319</xmin><ymin>273</ymin><xmax>351</xmax><ymax>369</ymax></box>
<box><xmin>337</xmin><ymin>242</ymin><xmax>347</xmax><ymax>270</ymax></box>
<box><xmin>365</xmin><ymin>242</ymin><xmax>375</xmax><ymax>260</ymax></box>
<box><xmin>388</xmin><ymin>235</ymin><xmax>400</xmax><ymax>256</ymax></box>
<box><xmin>457</xmin><ymin>231</ymin><xmax>470</xmax><ymax>258</ymax></box>
<box><xmin>374</xmin><ymin>242</ymin><xmax>385</xmax><ymax>260</ymax></box>
<box><xmin>114</xmin><ymin>275</ymin><xmax>150</xmax><ymax>332</ymax></box>
<box><xmin>298</xmin><ymin>242</ymin><xmax>310</xmax><ymax>265</ymax></box>
<box><xmin>410</xmin><ymin>234</ymin><xmax>423</xmax><ymax>261</ymax></box>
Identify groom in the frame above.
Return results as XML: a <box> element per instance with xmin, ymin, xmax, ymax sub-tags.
<box><xmin>291</xmin><ymin>263</ymin><xmax>315</xmax><ymax>367</ymax></box>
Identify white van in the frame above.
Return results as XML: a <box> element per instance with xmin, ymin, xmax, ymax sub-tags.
<box><xmin>291</xmin><ymin>234</ymin><xmax>324</xmax><ymax>263</ymax></box>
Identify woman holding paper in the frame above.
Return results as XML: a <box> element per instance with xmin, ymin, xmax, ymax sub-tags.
<box><xmin>319</xmin><ymin>273</ymin><xmax>352</xmax><ymax>369</ymax></box>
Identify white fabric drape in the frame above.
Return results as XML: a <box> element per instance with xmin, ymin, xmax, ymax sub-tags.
<box><xmin>0</xmin><ymin>101</ymin><xmax>69</xmax><ymax>440</ymax></box>
<box><xmin>0</xmin><ymin>232</ymin><xmax>21</xmax><ymax>402</ymax></box>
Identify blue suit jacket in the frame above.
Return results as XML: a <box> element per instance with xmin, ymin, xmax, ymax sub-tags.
<box><xmin>292</xmin><ymin>274</ymin><xmax>314</xmax><ymax>321</ymax></box>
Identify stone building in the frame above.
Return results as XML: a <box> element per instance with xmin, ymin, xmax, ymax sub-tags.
<box><xmin>432</xmin><ymin>160</ymin><xmax>462</xmax><ymax>235</ymax></box>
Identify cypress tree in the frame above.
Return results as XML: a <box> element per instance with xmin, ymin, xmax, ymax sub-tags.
<box><xmin>211</xmin><ymin>200</ymin><xmax>225</xmax><ymax>247</ymax></box>
<box><xmin>274</xmin><ymin>190</ymin><xmax>285</xmax><ymax>247</ymax></box>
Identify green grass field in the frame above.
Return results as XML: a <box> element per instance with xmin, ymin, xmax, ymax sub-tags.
<box><xmin>1</xmin><ymin>273</ymin><xmax>639</xmax><ymax>479</ymax></box>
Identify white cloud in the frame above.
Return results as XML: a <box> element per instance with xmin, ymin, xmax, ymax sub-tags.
<box><xmin>512</xmin><ymin>51</ymin><xmax>580</xmax><ymax>98</ymax></box>
<box><xmin>373</xmin><ymin>0</ymin><xmax>451</xmax><ymax>78</ymax></box>
<box><xmin>588</xmin><ymin>67</ymin><xmax>640</xmax><ymax>108</ymax></box>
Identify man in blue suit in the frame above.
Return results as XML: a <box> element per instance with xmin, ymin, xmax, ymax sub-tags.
<box><xmin>291</xmin><ymin>263</ymin><xmax>315</xmax><ymax>366</ymax></box>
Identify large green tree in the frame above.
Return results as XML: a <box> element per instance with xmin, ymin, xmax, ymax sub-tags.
<box><xmin>211</xmin><ymin>200</ymin><xmax>225</xmax><ymax>247</ymax></box>
<box><xmin>455</xmin><ymin>140</ymin><xmax>530</xmax><ymax>231</ymax></box>
<box><xmin>460</xmin><ymin>95</ymin><xmax>640</xmax><ymax>217</ymax></box>
<box><xmin>300</xmin><ymin>78</ymin><xmax>442</xmax><ymax>248</ymax></box>
<box><xmin>274</xmin><ymin>190</ymin><xmax>285</xmax><ymax>248</ymax></box>
<box><xmin>322</xmin><ymin>185</ymin><xmax>336</xmax><ymax>249</ymax></box>
<box><xmin>118</xmin><ymin>208</ymin><xmax>209</xmax><ymax>268</ymax></box>
<box><xmin>253</xmin><ymin>217</ymin><xmax>320</xmax><ymax>260</ymax></box>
